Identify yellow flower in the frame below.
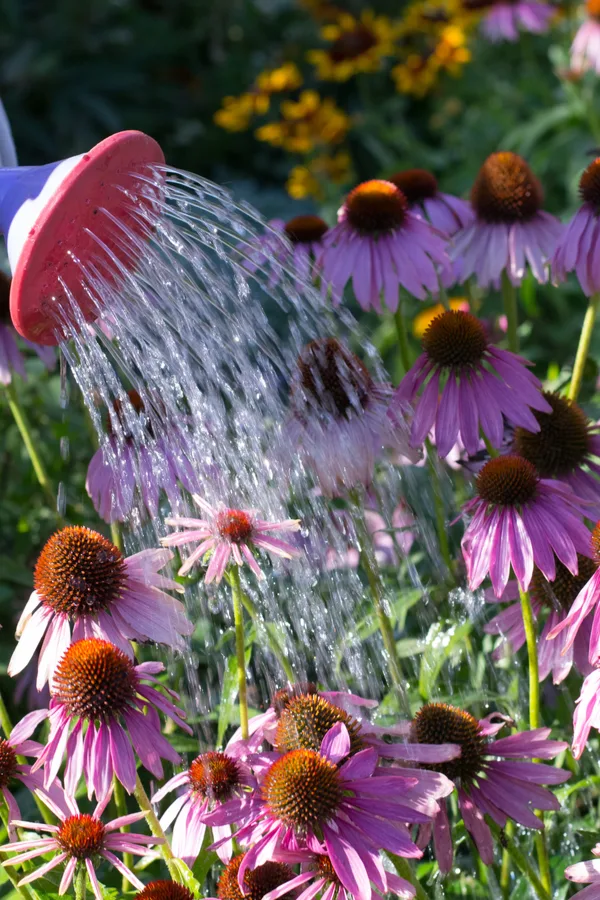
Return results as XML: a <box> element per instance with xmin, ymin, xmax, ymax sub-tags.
<box><xmin>413</xmin><ymin>298</ymin><xmax>470</xmax><ymax>338</ymax></box>
<box><xmin>307</xmin><ymin>10</ymin><xmax>402</xmax><ymax>81</ymax></box>
<box><xmin>255</xmin><ymin>63</ymin><xmax>303</xmax><ymax>94</ymax></box>
<box><xmin>286</xmin><ymin>166</ymin><xmax>322</xmax><ymax>200</ymax></box>
<box><xmin>434</xmin><ymin>25</ymin><xmax>471</xmax><ymax>74</ymax></box>
<box><xmin>392</xmin><ymin>54</ymin><xmax>440</xmax><ymax>97</ymax></box>
<box><xmin>256</xmin><ymin>91</ymin><xmax>350</xmax><ymax>154</ymax></box>
<box><xmin>399</xmin><ymin>0</ymin><xmax>474</xmax><ymax>37</ymax></box>
<box><xmin>214</xmin><ymin>92</ymin><xmax>270</xmax><ymax>132</ymax></box>
<box><xmin>286</xmin><ymin>151</ymin><xmax>353</xmax><ymax>200</ymax></box>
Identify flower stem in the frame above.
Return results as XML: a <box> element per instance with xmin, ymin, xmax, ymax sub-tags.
<box><xmin>518</xmin><ymin>589</ymin><xmax>552</xmax><ymax>896</ymax></box>
<box><xmin>488</xmin><ymin>819</ymin><xmax>550</xmax><ymax>900</ymax></box>
<box><xmin>110</xmin><ymin>522</ymin><xmax>123</xmax><ymax>551</ymax></box>
<box><xmin>229</xmin><ymin>566</ymin><xmax>249</xmax><ymax>740</ymax></box>
<box><xmin>424</xmin><ymin>439</ymin><xmax>453</xmax><ymax>576</ymax></box>
<box><xmin>501</xmin><ymin>271</ymin><xmax>519</xmax><ymax>354</ymax></box>
<box><xmin>237</xmin><ymin>589</ymin><xmax>295</xmax><ymax>683</ymax></box>
<box><xmin>112</xmin><ymin>776</ymin><xmax>133</xmax><ymax>891</ymax></box>
<box><xmin>394</xmin><ymin>304</ymin><xmax>412</xmax><ymax>375</ymax></box>
<box><xmin>3</xmin><ymin>381</ymin><xmax>63</xmax><ymax>519</ymax></box>
<box><xmin>74</xmin><ymin>865</ymin><xmax>87</xmax><ymax>900</ymax></box>
<box><xmin>499</xmin><ymin>819</ymin><xmax>514</xmax><ymax>899</ymax></box>
<box><xmin>568</xmin><ymin>291</ymin><xmax>600</xmax><ymax>401</ymax></box>
<box><xmin>133</xmin><ymin>774</ymin><xmax>180</xmax><ymax>883</ymax></box>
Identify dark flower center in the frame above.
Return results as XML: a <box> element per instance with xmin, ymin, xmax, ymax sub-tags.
<box><xmin>411</xmin><ymin>703</ymin><xmax>485</xmax><ymax>782</ymax></box>
<box><xmin>476</xmin><ymin>456</ymin><xmax>539</xmax><ymax>507</ymax></box>
<box><xmin>56</xmin><ymin>814</ymin><xmax>106</xmax><ymax>859</ymax></box>
<box><xmin>471</xmin><ymin>152</ymin><xmax>543</xmax><ymax>224</ymax></box>
<box><xmin>216</xmin><ymin>510</ymin><xmax>255</xmax><ymax>544</ymax></box>
<box><xmin>462</xmin><ymin>0</ymin><xmax>495</xmax><ymax>9</ymax></box>
<box><xmin>580</xmin><ymin>158</ymin><xmax>600</xmax><ymax>209</ymax></box>
<box><xmin>422</xmin><ymin>310</ymin><xmax>488</xmax><ymax>368</ymax></box>
<box><xmin>530</xmin><ymin>555</ymin><xmax>598</xmax><ymax>613</ymax></box>
<box><xmin>388</xmin><ymin>169</ymin><xmax>439</xmax><ymax>205</ymax></box>
<box><xmin>296</xmin><ymin>337</ymin><xmax>373</xmax><ymax>418</ymax></box>
<box><xmin>188</xmin><ymin>751</ymin><xmax>241</xmax><ymax>802</ymax></box>
<box><xmin>52</xmin><ymin>638</ymin><xmax>137</xmax><ymax>721</ymax></box>
<box><xmin>587</xmin><ymin>0</ymin><xmax>600</xmax><ymax>19</ymax></box>
<box><xmin>513</xmin><ymin>393</ymin><xmax>591</xmax><ymax>478</ymax></box>
<box><xmin>0</xmin><ymin>740</ymin><xmax>18</xmax><ymax>789</ymax></box>
<box><xmin>35</xmin><ymin>526</ymin><xmax>125</xmax><ymax>618</ymax></box>
<box><xmin>217</xmin><ymin>854</ymin><xmax>296</xmax><ymax>900</ymax></box>
<box><xmin>272</xmin><ymin>682</ymin><xmax>319</xmax><ymax>715</ymax></box>
<box><xmin>344</xmin><ymin>180</ymin><xmax>408</xmax><ymax>233</ymax></box>
<box><xmin>135</xmin><ymin>882</ymin><xmax>194</xmax><ymax>900</ymax></box>
<box><xmin>275</xmin><ymin>694</ymin><xmax>364</xmax><ymax>757</ymax></box>
<box><xmin>0</xmin><ymin>272</ymin><xmax>11</xmax><ymax>325</ymax></box>
<box><xmin>591</xmin><ymin>522</ymin><xmax>600</xmax><ymax>565</ymax></box>
<box><xmin>313</xmin><ymin>855</ymin><xmax>340</xmax><ymax>884</ymax></box>
<box><xmin>284</xmin><ymin>215</ymin><xmax>328</xmax><ymax>245</ymax></box>
<box><xmin>329</xmin><ymin>26</ymin><xmax>378</xmax><ymax>63</ymax></box>
<box><xmin>263</xmin><ymin>749</ymin><xmax>343</xmax><ymax>832</ymax></box>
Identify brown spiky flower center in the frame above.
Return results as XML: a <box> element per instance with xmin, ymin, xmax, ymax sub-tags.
<box><xmin>513</xmin><ymin>393</ymin><xmax>591</xmax><ymax>478</ymax></box>
<box><xmin>296</xmin><ymin>337</ymin><xmax>373</xmax><ymax>419</ymax></box>
<box><xmin>314</xmin><ymin>855</ymin><xmax>340</xmax><ymax>884</ymax></box>
<box><xmin>0</xmin><ymin>740</ymin><xmax>18</xmax><ymax>789</ymax></box>
<box><xmin>411</xmin><ymin>703</ymin><xmax>485</xmax><ymax>782</ymax></box>
<box><xmin>135</xmin><ymin>882</ymin><xmax>194</xmax><ymax>900</ymax></box>
<box><xmin>188</xmin><ymin>751</ymin><xmax>241</xmax><ymax>802</ymax></box>
<box><xmin>591</xmin><ymin>523</ymin><xmax>600</xmax><ymax>565</ymax></box>
<box><xmin>275</xmin><ymin>694</ymin><xmax>364</xmax><ymax>757</ymax></box>
<box><xmin>580</xmin><ymin>158</ymin><xmax>600</xmax><ymax>210</ymax></box>
<box><xmin>388</xmin><ymin>169</ymin><xmax>438</xmax><ymax>205</ymax></box>
<box><xmin>272</xmin><ymin>683</ymin><xmax>319</xmax><ymax>715</ymax></box>
<box><xmin>422</xmin><ymin>310</ymin><xmax>488</xmax><ymax>368</ymax></box>
<box><xmin>471</xmin><ymin>152</ymin><xmax>543</xmax><ymax>223</ymax></box>
<box><xmin>284</xmin><ymin>216</ymin><xmax>328</xmax><ymax>244</ymax></box>
<box><xmin>530</xmin><ymin>555</ymin><xmax>598</xmax><ymax>613</ymax></box>
<box><xmin>476</xmin><ymin>456</ymin><xmax>539</xmax><ymax>506</ymax></box>
<box><xmin>34</xmin><ymin>526</ymin><xmax>125</xmax><ymax>617</ymax></box>
<box><xmin>56</xmin><ymin>814</ymin><xmax>106</xmax><ymax>858</ymax></box>
<box><xmin>587</xmin><ymin>0</ymin><xmax>600</xmax><ymax>20</ymax></box>
<box><xmin>263</xmin><ymin>749</ymin><xmax>343</xmax><ymax>832</ymax></box>
<box><xmin>52</xmin><ymin>639</ymin><xmax>137</xmax><ymax>721</ymax></box>
<box><xmin>329</xmin><ymin>26</ymin><xmax>377</xmax><ymax>63</ymax></box>
<box><xmin>345</xmin><ymin>180</ymin><xmax>408</xmax><ymax>233</ymax></box>
<box><xmin>216</xmin><ymin>510</ymin><xmax>255</xmax><ymax>544</ymax></box>
<box><xmin>217</xmin><ymin>854</ymin><xmax>296</xmax><ymax>900</ymax></box>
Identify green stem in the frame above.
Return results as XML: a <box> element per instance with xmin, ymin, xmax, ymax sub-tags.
<box><xmin>4</xmin><ymin>382</ymin><xmax>62</xmax><ymax>518</ymax></box>
<box><xmin>133</xmin><ymin>774</ymin><xmax>180</xmax><ymax>882</ymax></box>
<box><xmin>482</xmin><ymin>432</ymin><xmax>499</xmax><ymax>459</ymax></box>
<box><xmin>387</xmin><ymin>854</ymin><xmax>429</xmax><ymax>900</ymax></box>
<box><xmin>518</xmin><ymin>589</ymin><xmax>552</xmax><ymax>896</ymax></box>
<box><xmin>113</xmin><ymin>777</ymin><xmax>133</xmax><ymax>891</ymax></box>
<box><xmin>425</xmin><ymin>439</ymin><xmax>453</xmax><ymax>576</ymax></box>
<box><xmin>74</xmin><ymin>865</ymin><xmax>87</xmax><ymax>900</ymax></box>
<box><xmin>238</xmin><ymin>590</ymin><xmax>295</xmax><ymax>683</ymax></box>
<box><xmin>488</xmin><ymin>820</ymin><xmax>550</xmax><ymax>900</ymax></box>
<box><xmin>568</xmin><ymin>291</ymin><xmax>600</xmax><ymax>401</ymax></box>
<box><xmin>501</xmin><ymin>271</ymin><xmax>519</xmax><ymax>354</ymax></box>
<box><xmin>499</xmin><ymin>820</ymin><xmax>514</xmax><ymax>899</ymax></box>
<box><xmin>229</xmin><ymin>566</ymin><xmax>249</xmax><ymax>740</ymax></box>
<box><xmin>394</xmin><ymin>304</ymin><xmax>412</xmax><ymax>375</ymax></box>
<box><xmin>110</xmin><ymin>522</ymin><xmax>123</xmax><ymax>552</ymax></box>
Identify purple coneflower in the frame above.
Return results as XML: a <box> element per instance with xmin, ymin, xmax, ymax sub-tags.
<box><xmin>547</xmin><ymin>523</ymin><xmax>600</xmax><ymax>665</ymax></box>
<box><xmin>388</xmin><ymin>169</ymin><xmax>473</xmax><ymax>237</ymax></box>
<box><xmin>0</xmin><ymin>789</ymin><xmax>156</xmax><ymax>899</ymax></box>
<box><xmin>162</xmin><ymin>495</ymin><xmax>300</xmax><ymax>583</ymax></box>
<box><xmin>211</xmin><ymin>722</ymin><xmax>453</xmax><ymax>898</ymax></box>
<box><xmin>572</xmin><ymin>667</ymin><xmax>600</xmax><ymax>757</ymax></box>
<box><xmin>394</xmin><ymin>309</ymin><xmax>551</xmax><ymax>458</ymax></box>
<box><xmin>485</xmin><ymin>554</ymin><xmax>597</xmax><ymax>683</ymax></box>
<box><xmin>571</xmin><ymin>0</ymin><xmax>600</xmax><ymax>74</ymax></box>
<box><xmin>214</xmin><ymin>854</ymin><xmax>299</xmax><ymax>900</ymax></box>
<box><xmin>564</xmin><ymin>842</ymin><xmax>600</xmax><ymax>897</ymax></box>
<box><xmin>287</xmin><ymin>337</ymin><xmax>417</xmax><ymax>496</ymax></box>
<box><xmin>478</xmin><ymin>0</ymin><xmax>554</xmax><ymax>42</ymax></box>
<box><xmin>134</xmin><ymin>883</ymin><xmax>194</xmax><ymax>900</ymax></box>
<box><xmin>8</xmin><ymin>526</ymin><xmax>193</xmax><ymax>688</ymax></box>
<box><xmin>461</xmin><ymin>455</ymin><xmax>591</xmax><ymax>596</ymax></box>
<box><xmin>152</xmin><ymin>739</ymin><xmax>258</xmax><ymax>866</ymax></box>
<box><xmin>241</xmin><ymin>215</ymin><xmax>329</xmax><ymax>287</ymax></box>
<box><xmin>32</xmin><ymin>638</ymin><xmax>191</xmax><ymax>799</ymax></box>
<box><xmin>0</xmin><ymin>271</ymin><xmax>54</xmax><ymax>384</ymax></box>
<box><xmin>318</xmin><ymin>179</ymin><xmax>449</xmax><ymax>310</ymax></box>
<box><xmin>553</xmin><ymin>157</ymin><xmax>600</xmax><ymax>294</ymax></box>
<box><xmin>411</xmin><ymin>703</ymin><xmax>569</xmax><ymax>873</ymax></box>
<box><xmin>452</xmin><ymin>152</ymin><xmax>562</xmax><ymax>288</ymax></box>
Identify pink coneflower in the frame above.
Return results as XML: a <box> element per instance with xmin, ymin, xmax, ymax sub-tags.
<box><xmin>0</xmin><ymin>271</ymin><xmax>54</xmax><ymax>384</ymax></box>
<box><xmin>452</xmin><ymin>152</ymin><xmax>562</xmax><ymax>288</ymax></box>
<box><xmin>485</xmin><ymin>555</ymin><xmax>596</xmax><ymax>683</ymax></box>
<box><xmin>547</xmin><ymin>523</ymin><xmax>600</xmax><ymax>665</ymax></box>
<box><xmin>162</xmin><ymin>496</ymin><xmax>300</xmax><ymax>583</ymax></box>
<box><xmin>152</xmin><ymin>740</ymin><xmax>258</xmax><ymax>866</ymax></box>
<box><xmin>214</xmin><ymin>722</ymin><xmax>453</xmax><ymax>899</ymax></box>
<box><xmin>394</xmin><ymin>309</ymin><xmax>551</xmax><ymax>458</ymax></box>
<box><xmin>564</xmin><ymin>843</ymin><xmax>600</xmax><ymax>897</ymax></box>
<box><xmin>215</xmin><ymin>853</ymin><xmax>299</xmax><ymax>900</ymax></box>
<box><xmin>461</xmin><ymin>455</ymin><xmax>591</xmax><ymax>596</ymax></box>
<box><xmin>572</xmin><ymin>667</ymin><xmax>600</xmax><ymax>757</ymax></box>
<box><xmin>553</xmin><ymin>157</ymin><xmax>600</xmax><ymax>295</ymax></box>
<box><xmin>287</xmin><ymin>337</ymin><xmax>417</xmax><ymax>496</ymax></box>
<box><xmin>318</xmin><ymin>179</ymin><xmax>449</xmax><ymax>310</ymax></box>
<box><xmin>32</xmin><ymin>638</ymin><xmax>191</xmax><ymax>799</ymax></box>
<box><xmin>411</xmin><ymin>703</ymin><xmax>569</xmax><ymax>873</ymax></box>
<box><xmin>388</xmin><ymin>169</ymin><xmax>473</xmax><ymax>237</ymax></box>
<box><xmin>241</xmin><ymin>216</ymin><xmax>329</xmax><ymax>287</ymax></box>
<box><xmin>571</xmin><ymin>0</ymin><xmax>600</xmax><ymax>74</ymax></box>
<box><xmin>0</xmin><ymin>788</ymin><xmax>157</xmax><ymax>899</ymax></box>
<box><xmin>8</xmin><ymin>526</ymin><xmax>193</xmax><ymax>688</ymax></box>
<box><xmin>134</xmin><ymin>883</ymin><xmax>194</xmax><ymax>900</ymax></box>
<box><xmin>477</xmin><ymin>0</ymin><xmax>554</xmax><ymax>42</ymax></box>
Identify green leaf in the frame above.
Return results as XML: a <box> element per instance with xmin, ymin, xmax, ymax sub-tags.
<box><xmin>418</xmin><ymin>620</ymin><xmax>472</xmax><ymax>700</ymax></box>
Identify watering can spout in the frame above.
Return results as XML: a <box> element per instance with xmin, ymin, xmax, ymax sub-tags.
<box><xmin>1</xmin><ymin>131</ymin><xmax>164</xmax><ymax>346</ymax></box>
